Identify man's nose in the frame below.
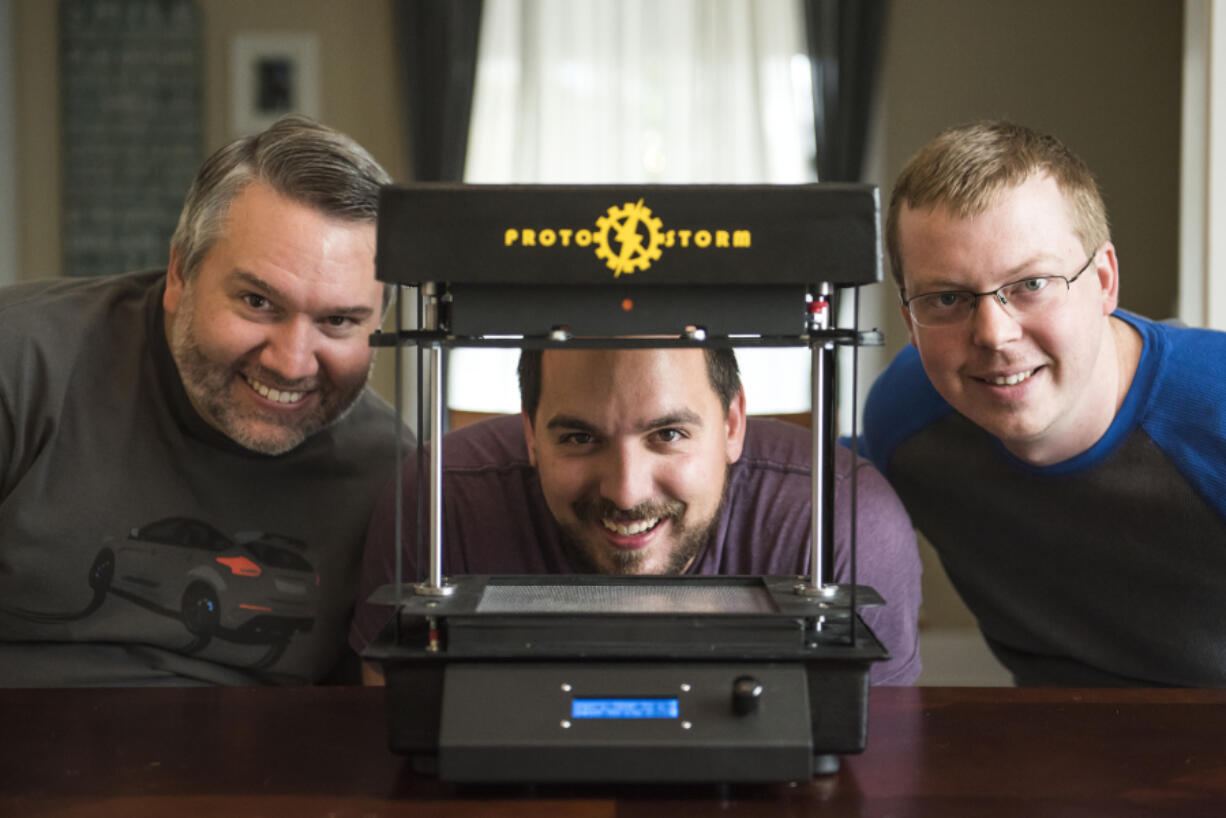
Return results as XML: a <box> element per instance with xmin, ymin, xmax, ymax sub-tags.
<box><xmin>599</xmin><ymin>444</ymin><xmax>654</xmax><ymax>512</ymax></box>
<box><xmin>970</xmin><ymin>292</ymin><xmax>1024</xmax><ymax>349</ymax></box>
<box><xmin>260</xmin><ymin>318</ymin><xmax>320</xmax><ymax>381</ymax></box>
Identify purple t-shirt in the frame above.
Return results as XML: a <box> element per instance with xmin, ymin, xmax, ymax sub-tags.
<box><xmin>351</xmin><ymin>415</ymin><xmax>921</xmax><ymax>684</ymax></box>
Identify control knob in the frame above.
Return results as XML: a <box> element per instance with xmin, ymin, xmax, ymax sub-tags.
<box><xmin>731</xmin><ymin>675</ymin><xmax>764</xmax><ymax>716</ymax></box>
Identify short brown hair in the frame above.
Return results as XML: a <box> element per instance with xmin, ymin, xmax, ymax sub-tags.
<box><xmin>886</xmin><ymin>121</ymin><xmax>1110</xmax><ymax>293</ymax></box>
<box><xmin>171</xmin><ymin>114</ymin><xmax>390</xmax><ymax>283</ymax></box>
<box><xmin>518</xmin><ymin>348</ymin><xmax>741</xmax><ymax>423</ymax></box>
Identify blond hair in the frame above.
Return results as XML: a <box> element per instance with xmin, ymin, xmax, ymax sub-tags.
<box><xmin>886</xmin><ymin>121</ymin><xmax>1109</xmax><ymax>292</ymax></box>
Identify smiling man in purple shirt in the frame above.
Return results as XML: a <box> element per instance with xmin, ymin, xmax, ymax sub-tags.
<box><xmin>352</xmin><ymin>346</ymin><xmax>923</xmax><ymax>685</ymax></box>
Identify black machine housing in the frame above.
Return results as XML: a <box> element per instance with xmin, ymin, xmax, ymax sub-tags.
<box><xmin>364</xmin><ymin>183</ymin><xmax>889</xmax><ymax>783</ymax></box>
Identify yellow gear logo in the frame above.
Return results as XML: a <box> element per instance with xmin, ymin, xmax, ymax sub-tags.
<box><xmin>594</xmin><ymin>199</ymin><xmax>665</xmax><ymax>277</ymax></box>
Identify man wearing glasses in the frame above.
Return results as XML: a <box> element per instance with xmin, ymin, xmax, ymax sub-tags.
<box><xmin>862</xmin><ymin>120</ymin><xmax>1226</xmax><ymax>686</ymax></box>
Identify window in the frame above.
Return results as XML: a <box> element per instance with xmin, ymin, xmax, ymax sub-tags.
<box><xmin>453</xmin><ymin>0</ymin><xmax>817</xmax><ymax>417</ymax></box>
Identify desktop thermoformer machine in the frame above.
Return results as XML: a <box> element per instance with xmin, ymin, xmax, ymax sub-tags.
<box><xmin>363</xmin><ymin>184</ymin><xmax>888</xmax><ymax>783</ymax></box>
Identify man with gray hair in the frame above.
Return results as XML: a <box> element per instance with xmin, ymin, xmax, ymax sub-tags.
<box><xmin>0</xmin><ymin>115</ymin><xmax>402</xmax><ymax>686</ymax></box>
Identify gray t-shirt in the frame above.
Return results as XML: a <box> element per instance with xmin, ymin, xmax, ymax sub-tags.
<box><xmin>351</xmin><ymin>414</ymin><xmax>922</xmax><ymax>684</ymax></box>
<box><xmin>0</xmin><ymin>271</ymin><xmax>401</xmax><ymax>686</ymax></box>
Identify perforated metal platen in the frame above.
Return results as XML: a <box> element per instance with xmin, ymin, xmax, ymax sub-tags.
<box><xmin>475</xmin><ymin>582</ymin><xmax>779</xmax><ymax>615</ymax></box>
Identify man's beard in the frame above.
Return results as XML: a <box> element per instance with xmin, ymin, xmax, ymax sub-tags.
<box><xmin>557</xmin><ymin>467</ymin><xmax>730</xmax><ymax>575</ymax></box>
<box><xmin>168</xmin><ymin>291</ymin><xmax>368</xmax><ymax>455</ymax></box>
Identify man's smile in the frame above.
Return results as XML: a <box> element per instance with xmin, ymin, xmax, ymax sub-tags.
<box><xmin>243</xmin><ymin>373</ymin><xmax>308</xmax><ymax>405</ymax></box>
<box><xmin>601</xmin><ymin>516</ymin><xmax>663</xmax><ymax>537</ymax></box>
<box><xmin>975</xmin><ymin>367</ymin><xmax>1039</xmax><ymax>387</ymax></box>
<box><xmin>568</xmin><ymin>495</ymin><xmax>687</xmax><ymax>554</ymax></box>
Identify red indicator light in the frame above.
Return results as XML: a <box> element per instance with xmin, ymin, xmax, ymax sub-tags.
<box><xmin>622</xmin><ymin>299</ymin><xmax>634</xmax><ymax>311</ymax></box>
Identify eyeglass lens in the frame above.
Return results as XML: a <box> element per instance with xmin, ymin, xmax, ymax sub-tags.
<box><xmin>910</xmin><ymin>276</ymin><xmax>1067</xmax><ymax>326</ymax></box>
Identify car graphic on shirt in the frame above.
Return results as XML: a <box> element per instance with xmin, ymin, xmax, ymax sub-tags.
<box><xmin>89</xmin><ymin>517</ymin><xmax>318</xmax><ymax>644</ymax></box>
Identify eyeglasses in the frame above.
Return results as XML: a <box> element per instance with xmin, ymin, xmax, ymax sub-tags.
<box><xmin>901</xmin><ymin>253</ymin><xmax>1097</xmax><ymax>328</ymax></box>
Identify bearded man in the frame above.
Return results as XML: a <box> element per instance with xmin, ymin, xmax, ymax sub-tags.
<box><xmin>0</xmin><ymin>116</ymin><xmax>402</xmax><ymax>686</ymax></box>
<box><xmin>350</xmin><ymin>346</ymin><xmax>922</xmax><ymax>685</ymax></box>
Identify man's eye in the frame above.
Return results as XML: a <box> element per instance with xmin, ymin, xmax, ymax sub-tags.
<box><xmin>934</xmin><ymin>292</ymin><xmax>964</xmax><ymax>308</ymax></box>
<box><xmin>242</xmin><ymin>293</ymin><xmax>270</xmax><ymax>309</ymax></box>
<box><xmin>656</xmin><ymin>428</ymin><xmax>684</xmax><ymax>443</ymax></box>
<box><xmin>560</xmin><ymin>432</ymin><xmax>593</xmax><ymax>445</ymax></box>
<box><xmin>1003</xmin><ymin>277</ymin><xmax>1053</xmax><ymax>303</ymax></box>
<box><xmin>324</xmin><ymin>315</ymin><xmax>356</xmax><ymax>328</ymax></box>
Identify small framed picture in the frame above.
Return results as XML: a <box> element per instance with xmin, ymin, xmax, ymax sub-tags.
<box><xmin>230</xmin><ymin>32</ymin><xmax>320</xmax><ymax>137</ymax></box>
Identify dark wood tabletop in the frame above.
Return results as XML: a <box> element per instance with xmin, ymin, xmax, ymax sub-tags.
<box><xmin>2</xmin><ymin>684</ymin><xmax>1225</xmax><ymax>817</ymax></box>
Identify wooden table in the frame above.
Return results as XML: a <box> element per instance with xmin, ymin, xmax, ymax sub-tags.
<box><xmin>3</xmin><ymin>685</ymin><xmax>1225</xmax><ymax>817</ymax></box>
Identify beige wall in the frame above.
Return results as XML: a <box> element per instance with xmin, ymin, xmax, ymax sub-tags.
<box><xmin>196</xmin><ymin>1</ymin><xmax>408</xmax><ymax>178</ymax></box>
<box><xmin>12</xmin><ymin>0</ymin><xmax>58</xmax><ymax>281</ymax></box>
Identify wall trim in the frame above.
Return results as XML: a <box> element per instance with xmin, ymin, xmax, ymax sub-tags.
<box><xmin>0</xmin><ymin>0</ymin><xmax>16</xmax><ymax>287</ymax></box>
<box><xmin>1181</xmin><ymin>0</ymin><xmax>1226</xmax><ymax>329</ymax></box>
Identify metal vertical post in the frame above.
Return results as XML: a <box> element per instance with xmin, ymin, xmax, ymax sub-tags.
<box><xmin>415</xmin><ymin>283</ymin><xmax>454</xmax><ymax>597</ymax></box>
<box><xmin>427</xmin><ymin>342</ymin><xmax>445</xmax><ymax>587</ymax></box>
<box><xmin>798</xmin><ymin>283</ymin><xmax>837</xmax><ymax>597</ymax></box>
<box><xmin>393</xmin><ymin>285</ymin><xmax>404</xmax><ymax>620</ymax></box>
<box><xmin>821</xmin><ymin>312</ymin><xmax>837</xmax><ymax>584</ymax></box>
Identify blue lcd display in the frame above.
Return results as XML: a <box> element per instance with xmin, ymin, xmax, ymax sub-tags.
<box><xmin>571</xmin><ymin>698</ymin><xmax>680</xmax><ymax>719</ymax></box>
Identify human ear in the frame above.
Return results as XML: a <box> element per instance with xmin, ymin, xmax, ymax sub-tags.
<box><xmin>1094</xmin><ymin>243</ymin><xmax>1121</xmax><ymax>315</ymax></box>
<box><xmin>724</xmin><ymin>387</ymin><xmax>747</xmax><ymax>463</ymax></box>
<box><xmin>163</xmin><ymin>248</ymin><xmax>186</xmax><ymax>316</ymax></box>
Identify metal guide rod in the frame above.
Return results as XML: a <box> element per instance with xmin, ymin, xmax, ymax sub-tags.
<box><xmin>849</xmin><ymin>284</ymin><xmax>861</xmax><ymax>642</ymax></box>
<box><xmin>415</xmin><ymin>283</ymin><xmax>454</xmax><ymax>596</ymax></box>
<box><xmin>810</xmin><ymin>338</ymin><xmax>826</xmax><ymax>586</ymax></box>
<box><xmin>798</xmin><ymin>283</ymin><xmax>837</xmax><ymax>597</ymax></box>
<box><xmin>428</xmin><ymin>343</ymin><xmax>444</xmax><ymax>586</ymax></box>
<box><xmin>393</xmin><ymin>286</ymin><xmax>404</xmax><ymax>618</ymax></box>
<box><xmin>821</xmin><ymin>326</ymin><xmax>837</xmax><ymax>580</ymax></box>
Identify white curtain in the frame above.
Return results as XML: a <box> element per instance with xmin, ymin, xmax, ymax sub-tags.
<box><xmin>450</xmin><ymin>0</ymin><xmax>817</xmax><ymax>416</ymax></box>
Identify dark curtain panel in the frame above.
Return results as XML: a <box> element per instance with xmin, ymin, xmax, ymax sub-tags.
<box><xmin>803</xmin><ymin>0</ymin><xmax>888</xmax><ymax>183</ymax></box>
<box><xmin>397</xmin><ymin>0</ymin><xmax>483</xmax><ymax>182</ymax></box>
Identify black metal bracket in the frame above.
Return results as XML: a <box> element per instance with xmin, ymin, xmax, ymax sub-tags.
<box><xmin>370</xmin><ymin>327</ymin><xmax>884</xmax><ymax>349</ymax></box>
